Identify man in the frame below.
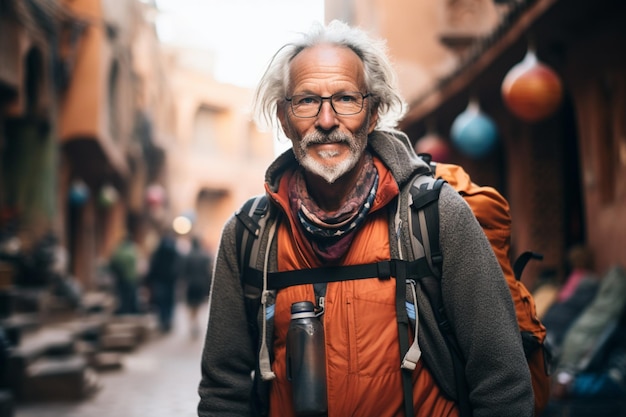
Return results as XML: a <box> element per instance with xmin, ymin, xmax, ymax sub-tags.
<box><xmin>145</xmin><ymin>232</ymin><xmax>181</xmax><ymax>332</ymax></box>
<box><xmin>198</xmin><ymin>20</ymin><xmax>533</xmax><ymax>417</ymax></box>
<box><xmin>181</xmin><ymin>236</ymin><xmax>213</xmax><ymax>338</ymax></box>
<box><xmin>109</xmin><ymin>233</ymin><xmax>140</xmax><ymax>315</ymax></box>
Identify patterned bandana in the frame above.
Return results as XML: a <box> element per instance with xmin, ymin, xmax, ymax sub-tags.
<box><xmin>288</xmin><ymin>152</ymin><xmax>379</xmax><ymax>264</ymax></box>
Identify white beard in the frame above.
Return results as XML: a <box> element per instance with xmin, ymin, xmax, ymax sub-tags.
<box><xmin>298</xmin><ymin>146</ymin><xmax>360</xmax><ymax>184</ymax></box>
<box><xmin>293</xmin><ymin>119</ymin><xmax>370</xmax><ymax>184</ymax></box>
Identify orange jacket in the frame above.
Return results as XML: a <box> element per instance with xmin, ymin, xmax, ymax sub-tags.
<box><xmin>267</xmin><ymin>158</ymin><xmax>458</xmax><ymax>417</ymax></box>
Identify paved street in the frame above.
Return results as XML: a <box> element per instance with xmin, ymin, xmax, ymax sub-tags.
<box><xmin>14</xmin><ymin>302</ymin><xmax>208</xmax><ymax>417</ymax></box>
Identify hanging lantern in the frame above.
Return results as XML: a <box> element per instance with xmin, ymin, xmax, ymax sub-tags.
<box><xmin>415</xmin><ymin>132</ymin><xmax>451</xmax><ymax>163</ymax></box>
<box><xmin>69</xmin><ymin>180</ymin><xmax>90</xmax><ymax>207</ymax></box>
<box><xmin>145</xmin><ymin>184</ymin><xmax>165</xmax><ymax>207</ymax></box>
<box><xmin>98</xmin><ymin>184</ymin><xmax>118</xmax><ymax>208</ymax></box>
<box><xmin>450</xmin><ymin>99</ymin><xmax>498</xmax><ymax>159</ymax></box>
<box><xmin>501</xmin><ymin>48</ymin><xmax>563</xmax><ymax>122</ymax></box>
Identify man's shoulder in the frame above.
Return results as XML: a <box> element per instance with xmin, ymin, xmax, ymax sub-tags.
<box><xmin>403</xmin><ymin>172</ymin><xmax>464</xmax><ymax>203</ymax></box>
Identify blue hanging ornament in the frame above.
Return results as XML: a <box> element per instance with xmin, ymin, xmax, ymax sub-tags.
<box><xmin>450</xmin><ymin>99</ymin><xmax>498</xmax><ymax>158</ymax></box>
<box><xmin>69</xmin><ymin>180</ymin><xmax>90</xmax><ymax>207</ymax></box>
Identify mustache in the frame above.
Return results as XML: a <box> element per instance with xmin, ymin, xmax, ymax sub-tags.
<box><xmin>301</xmin><ymin>130</ymin><xmax>352</xmax><ymax>146</ymax></box>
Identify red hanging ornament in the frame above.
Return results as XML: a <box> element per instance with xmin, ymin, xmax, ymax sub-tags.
<box><xmin>415</xmin><ymin>132</ymin><xmax>451</xmax><ymax>163</ymax></box>
<box><xmin>501</xmin><ymin>49</ymin><xmax>563</xmax><ymax>123</ymax></box>
<box><xmin>145</xmin><ymin>184</ymin><xmax>165</xmax><ymax>207</ymax></box>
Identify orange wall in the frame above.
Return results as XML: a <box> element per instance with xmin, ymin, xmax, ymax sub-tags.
<box><xmin>59</xmin><ymin>0</ymin><xmax>103</xmax><ymax>141</ymax></box>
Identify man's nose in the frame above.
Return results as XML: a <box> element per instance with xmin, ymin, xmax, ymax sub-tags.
<box><xmin>316</xmin><ymin>100</ymin><xmax>339</xmax><ymax>129</ymax></box>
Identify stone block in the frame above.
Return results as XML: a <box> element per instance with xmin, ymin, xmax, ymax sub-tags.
<box><xmin>0</xmin><ymin>313</ymin><xmax>40</xmax><ymax>346</ymax></box>
<box><xmin>91</xmin><ymin>351</ymin><xmax>123</xmax><ymax>371</ymax></box>
<box><xmin>21</xmin><ymin>355</ymin><xmax>99</xmax><ymax>402</ymax></box>
<box><xmin>100</xmin><ymin>331</ymin><xmax>138</xmax><ymax>352</ymax></box>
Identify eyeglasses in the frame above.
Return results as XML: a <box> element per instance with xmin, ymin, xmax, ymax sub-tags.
<box><xmin>285</xmin><ymin>91</ymin><xmax>370</xmax><ymax>118</ymax></box>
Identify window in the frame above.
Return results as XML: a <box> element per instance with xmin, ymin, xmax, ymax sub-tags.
<box><xmin>192</xmin><ymin>105</ymin><xmax>219</xmax><ymax>153</ymax></box>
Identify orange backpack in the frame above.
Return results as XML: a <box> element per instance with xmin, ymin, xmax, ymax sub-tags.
<box><xmin>429</xmin><ymin>160</ymin><xmax>551</xmax><ymax>416</ymax></box>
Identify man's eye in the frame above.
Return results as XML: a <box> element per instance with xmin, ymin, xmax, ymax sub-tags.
<box><xmin>336</xmin><ymin>94</ymin><xmax>358</xmax><ymax>103</ymax></box>
<box><xmin>296</xmin><ymin>96</ymin><xmax>320</xmax><ymax>105</ymax></box>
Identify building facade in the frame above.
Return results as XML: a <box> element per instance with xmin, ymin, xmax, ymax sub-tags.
<box><xmin>158</xmin><ymin>45</ymin><xmax>274</xmax><ymax>253</ymax></box>
<box><xmin>1</xmin><ymin>0</ymin><xmax>275</xmax><ymax>295</ymax></box>
<box><xmin>327</xmin><ymin>0</ymin><xmax>626</xmax><ymax>286</ymax></box>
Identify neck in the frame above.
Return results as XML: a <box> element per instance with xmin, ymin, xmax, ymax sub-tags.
<box><xmin>303</xmin><ymin>157</ymin><xmax>365</xmax><ymax>212</ymax></box>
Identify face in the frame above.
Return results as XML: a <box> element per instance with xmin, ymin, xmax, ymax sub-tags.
<box><xmin>277</xmin><ymin>44</ymin><xmax>378</xmax><ymax>184</ymax></box>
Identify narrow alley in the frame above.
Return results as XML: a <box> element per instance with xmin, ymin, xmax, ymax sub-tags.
<box><xmin>2</xmin><ymin>1</ymin><xmax>626</xmax><ymax>417</ymax></box>
<box><xmin>14</xmin><ymin>302</ymin><xmax>208</xmax><ymax>417</ymax></box>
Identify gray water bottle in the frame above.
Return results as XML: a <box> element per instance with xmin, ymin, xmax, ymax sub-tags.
<box><xmin>286</xmin><ymin>301</ymin><xmax>328</xmax><ymax>416</ymax></box>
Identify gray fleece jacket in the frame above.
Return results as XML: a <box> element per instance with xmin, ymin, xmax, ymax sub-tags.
<box><xmin>197</xmin><ymin>130</ymin><xmax>534</xmax><ymax>417</ymax></box>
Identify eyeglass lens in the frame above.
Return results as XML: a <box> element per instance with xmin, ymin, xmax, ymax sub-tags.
<box><xmin>290</xmin><ymin>92</ymin><xmax>366</xmax><ymax>117</ymax></box>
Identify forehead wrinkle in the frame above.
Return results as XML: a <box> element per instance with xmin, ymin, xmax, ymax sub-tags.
<box><xmin>288</xmin><ymin>44</ymin><xmax>366</xmax><ymax>95</ymax></box>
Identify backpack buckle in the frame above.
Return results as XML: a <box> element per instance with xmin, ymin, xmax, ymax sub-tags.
<box><xmin>261</xmin><ymin>290</ymin><xmax>272</xmax><ymax>305</ymax></box>
<box><xmin>315</xmin><ymin>296</ymin><xmax>325</xmax><ymax>318</ymax></box>
<box><xmin>377</xmin><ymin>261</ymin><xmax>391</xmax><ymax>280</ymax></box>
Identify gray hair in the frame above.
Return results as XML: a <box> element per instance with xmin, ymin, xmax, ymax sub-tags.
<box><xmin>252</xmin><ymin>20</ymin><xmax>407</xmax><ymax>131</ymax></box>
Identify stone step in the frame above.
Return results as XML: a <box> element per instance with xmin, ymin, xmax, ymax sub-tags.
<box><xmin>80</xmin><ymin>291</ymin><xmax>116</xmax><ymax>315</ymax></box>
<box><xmin>6</xmin><ymin>327</ymin><xmax>77</xmax><ymax>398</ymax></box>
<box><xmin>90</xmin><ymin>351</ymin><xmax>124</xmax><ymax>371</ymax></box>
<box><xmin>4</xmin><ymin>288</ymin><xmax>47</xmax><ymax>315</ymax></box>
<box><xmin>100</xmin><ymin>314</ymin><xmax>158</xmax><ymax>350</ymax></box>
<box><xmin>100</xmin><ymin>330</ymin><xmax>139</xmax><ymax>352</ymax></box>
<box><xmin>56</xmin><ymin>314</ymin><xmax>108</xmax><ymax>344</ymax></box>
<box><xmin>0</xmin><ymin>313</ymin><xmax>40</xmax><ymax>346</ymax></box>
<box><xmin>10</xmin><ymin>328</ymin><xmax>75</xmax><ymax>364</ymax></box>
<box><xmin>19</xmin><ymin>355</ymin><xmax>100</xmax><ymax>402</ymax></box>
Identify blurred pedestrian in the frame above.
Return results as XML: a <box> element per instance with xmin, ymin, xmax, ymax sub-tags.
<box><xmin>556</xmin><ymin>244</ymin><xmax>597</xmax><ymax>303</ymax></box>
<box><xmin>109</xmin><ymin>233</ymin><xmax>140</xmax><ymax>315</ymax></box>
<box><xmin>145</xmin><ymin>232</ymin><xmax>181</xmax><ymax>333</ymax></box>
<box><xmin>547</xmin><ymin>266</ymin><xmax>626</xmax><ymax>415</ymax></box>
<box><xmin>532</xmin><ymin>268</ymin><xmax>560</xmax><ymax>320</ymax></box>
<box><xmin>180</xmin><ymin>236</ymin><xmax>213</xmax><ymax>339</ymax></box>
<box><xmin>542</xmin><ymin>245</ymin><xmax>600</xmax><ymax>353</ymax></box>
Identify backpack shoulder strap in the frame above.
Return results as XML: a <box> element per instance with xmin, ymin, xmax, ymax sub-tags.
<box><xmin>234</xmin><ymin>194</ymin><xmax>277</xmax><ymax>414</ymax></box>
<box><xmin>406</xmin><ymin>174</ymin><xmax>472</xmax><ymax>417</ymax></box>
<box><xmin>235</xmin><ymin>194</ymin><xmax>270</xmax><ymax>273</ymax></box>
<box><xmin>408</xmin><ymin>175</ymin><xmax>446</xmax><ymax>275</ymax></box>
<box><xmin>234</xmin><ymin>194</ymin><xmax>272</xmax><ymax>358</ymax></box>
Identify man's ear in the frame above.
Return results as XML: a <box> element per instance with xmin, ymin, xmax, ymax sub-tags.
<box><xmin>367</xmin><ymin>103</ymin><xmax>379</xmax><ymax>133</ymax></box>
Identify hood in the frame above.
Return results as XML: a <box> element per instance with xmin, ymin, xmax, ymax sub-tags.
<box><xmin>264</xmin><ymin>129</ymin><xmax>429</xmax><ymax>193</ymax></box>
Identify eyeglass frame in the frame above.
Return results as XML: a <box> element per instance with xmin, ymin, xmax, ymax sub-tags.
<box><xmin>284</xmin><ymin>91</ymin><xmax>371</xmax><ymax>118</ymax></box>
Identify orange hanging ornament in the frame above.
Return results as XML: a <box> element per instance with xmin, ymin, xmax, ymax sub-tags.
<box><xmin>501</xmin><ymin>48</ymin><xmax>563</xmax><ymax>122</ymax></box>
